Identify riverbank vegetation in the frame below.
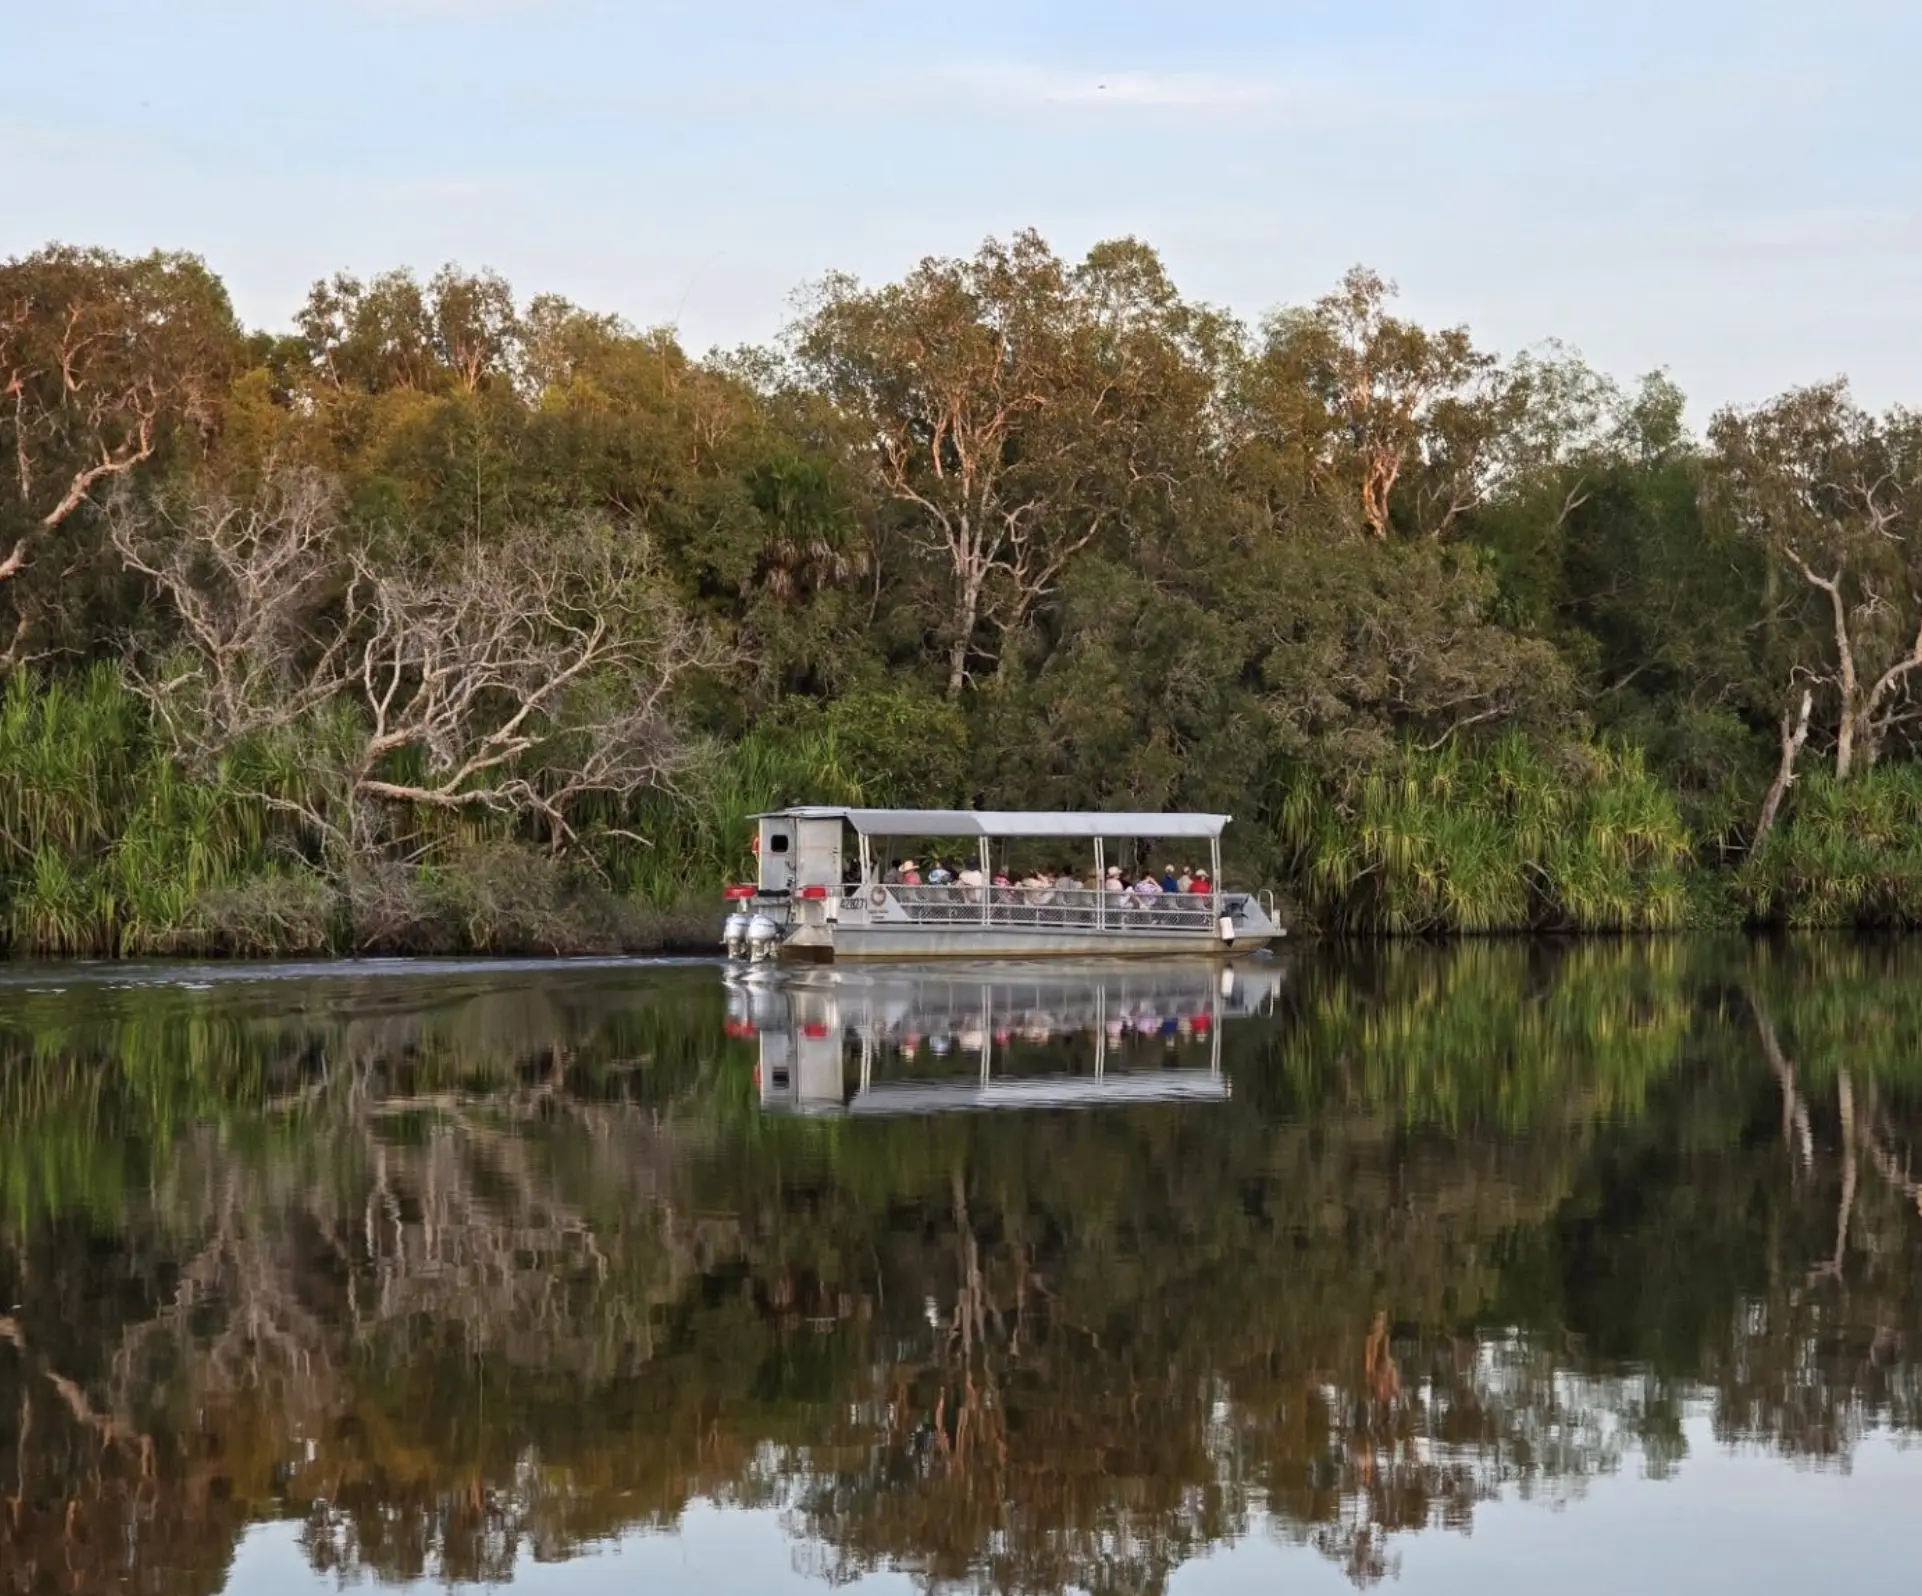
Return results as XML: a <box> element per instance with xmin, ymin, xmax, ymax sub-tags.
<box><xmin>3</xmin><ymin>237</ymin><xmax>1920</xmax><ymax>951</ymax></box>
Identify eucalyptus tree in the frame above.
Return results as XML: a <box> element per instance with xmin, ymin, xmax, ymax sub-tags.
<box><xmin>1705</xmin><ymin>382</ymin><xmax>1922</xmax><ymax>780</ymax></box>
<box><xmin>796</xmin><ymin>231</ymin><xmax>1226</xmax><ymax>695</ymax></box>
<box><xmin>295</xmin><ymin>264</ymin><xmax>519</xmax><ymax>397</ymax></box>
<box><xmin>0</xmin><ymin>246</ymin><xmax>238</xmax><ymax>662</ymax></box>
<box><xmin>1243</xmin><ymin>267</ymin><xmax>1491</xmax><ymax>540</ymax></box>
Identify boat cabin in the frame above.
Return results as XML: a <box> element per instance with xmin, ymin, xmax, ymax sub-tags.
<box><xmin>754</xmin><ymin>807</ymin><xmax>1230</xmax><ymax>895</ymax></box>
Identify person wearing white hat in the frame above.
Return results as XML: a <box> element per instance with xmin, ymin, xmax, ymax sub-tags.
<box><xmin>1104</xmin><ymin>865</ymin><xmax>1125</xmax><ymax>893</ymax></box>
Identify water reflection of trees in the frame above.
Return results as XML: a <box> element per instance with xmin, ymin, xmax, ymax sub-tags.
<box><xmin>3</xmin><ymin>943</ymin><xmax>1922</xmax><ymax>1594</ymax></box>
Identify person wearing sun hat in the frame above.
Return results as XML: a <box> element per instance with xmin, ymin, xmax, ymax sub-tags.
<box><xmin>1103</xmin><ymin>865</ymin><xmax>1125</xmax><ymax>893</ymax></box>
<box><xmin>899</xmin><ymin>858</ymin><xmax>922</xmax><ymax>885</ymax></box>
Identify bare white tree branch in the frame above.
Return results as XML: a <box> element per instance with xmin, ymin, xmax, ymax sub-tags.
<box><xmin>112</xmin><ymin>468</ymin><xmax>725</xmax><ymax>858</ymax></box>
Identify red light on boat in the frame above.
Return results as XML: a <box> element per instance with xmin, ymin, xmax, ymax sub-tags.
<box><xmin>796</xmin><ymin>885</ymin><xmax>829</xmax><ymax>900</ymax></box>
<box><xmin>802</xmin><ymin>1022</ymin><xmax>830</xmax><ymax>1038</ymax></box>
<box><xmin>725</xmin><ymin>1020</ymin><xmax>757</xmax><ymax>1038</ymax></box>
<box><xmin>723</xmin><ymin>885</ymin><xmax>756</xmax><ymax>900</ymax></box>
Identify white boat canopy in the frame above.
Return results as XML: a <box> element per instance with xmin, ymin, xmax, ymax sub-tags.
<box><xmin>755</xmin><ymin>807</ymin><xmax>1231</xmax><ymax>840</ymax></box>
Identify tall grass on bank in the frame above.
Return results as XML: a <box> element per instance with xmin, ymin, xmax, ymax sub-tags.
<box><xmin>601</xmin><ymin>722</ymin><xmax>866</xmax><ymax>907</ymax></box>
<box><xmin>0</xmin><ymin>667</ymin><xmax>747</xmax><ymax>957</ymax></box>
<box><xmin>15</xmin><ymin>663</ymin><xmax>1922</xmax><ymax>956</ymax></box>
<box><xmin>0</xmin><ymin>665</ymin><xmax>277</xmax><ymax>955</ymax></box>
<box><xmin>1738</xmin><ymin>765</ymin><xmax>1922</xmax><ymax>928</ymax></box>
<box><xmin>1276</xmin><ymin>735</ymin><xmax>1694</xmax><ymax>934</ymax></box>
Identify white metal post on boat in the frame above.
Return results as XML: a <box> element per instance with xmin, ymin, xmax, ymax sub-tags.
<box><xmin>1094</xmin><ymin>839</ymin><xmax>1106</xmax><ymax>931</ymax></box>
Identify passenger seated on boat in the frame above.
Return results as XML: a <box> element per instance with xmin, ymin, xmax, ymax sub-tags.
<box><xmin>1053</xmin><ymin>868</ymin><xmax>1081</xmax><ymax>891</ymax></box>
<box><xmin>883</xmin><ymin>859</ymin><xmax>902</xmax><ymax>884</ymax></box>
<box><xmin>993</xmin><ymin>868</ymin><xmax>1011</xmax><ymax>888</ymax></box>
<box><xmin>1192</xmin><ymin>867</ymin><xmax>1211</xmax><ymax>895</ymax></box>
<box><xmin>1130</xmin><ymin>872</ymin><xmax>1163</xmax><ymax>906</ymax></box>
<box><xmin>1104</xmin><ymin>865</ymin><xmax>1126</xmax><ymax>892</ymax></box>
<box><xmin>1177</xmin><ymin>866</ymin><xmax>1194</xmax><ymax>893</ymax></box>
<box><xmin>927</xmin><ymin>859</ymin><xmax>953</xmax><ymax>885</ymax></box>
<box><xmin>1160</xmin><ymin>864</ymin><xmax>1180</xmax><ymax>894</ymax></box>
<box><xmin>899</xmin><ymin>858</ymin><xmax>922</xmax><ymax>886</ymax></box>
<box><xmin>957</xmin><ymin>862</ymin><xmax>985</xmax><ymax>900</ymax></box>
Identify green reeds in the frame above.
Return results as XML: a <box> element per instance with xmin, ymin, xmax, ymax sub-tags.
<box><xmin>0</xmin><ymin>665</ymin><xmax>277</xmax><ymax>955</ymax></box>
<box><xmin>1276</xmin><ymin>734</ymin><xmax>1694</xmax><ymax>935</ymax></box>
<box><xmin>12</xmin><ymin>658</ymin><xmax>1922</xmax><ymax>955</ymax></box>
<box><xmin>1738</xmin><ymin>764</ymin><xmax>1922</xmax><ymax>928</ymax></box>
<box><xmin>604</xmin><ymin>721</ymin><xmax>865</xmax><ymax>906</ymax></box>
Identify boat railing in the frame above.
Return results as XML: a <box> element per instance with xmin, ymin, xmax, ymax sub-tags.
<box><xmin>873</xmin><ymin>884</ymin><xmax>1226</xmax><ymax>934</ymax></box>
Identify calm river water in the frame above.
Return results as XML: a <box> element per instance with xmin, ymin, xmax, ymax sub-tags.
<box><xmin>2</xmin><ymin>940</ymin><xmax>1919</xmax><ymax>1594</ymax></box>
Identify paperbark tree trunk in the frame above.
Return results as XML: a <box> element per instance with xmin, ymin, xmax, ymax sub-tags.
<box><xmin>1753</xmin><ymin>689</ymin><xmax>1813</xmax><ymax>850</ymax></box>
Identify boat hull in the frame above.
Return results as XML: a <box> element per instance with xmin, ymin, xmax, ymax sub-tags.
<box><xmin>778</xmin><ymin>925</ymin><xmax>1278</xmax><ymax>961</ymax></box>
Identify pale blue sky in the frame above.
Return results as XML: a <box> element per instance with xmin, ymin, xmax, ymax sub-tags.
<box><xmin>6</xmin><ymin>0</ymin><xmax>1918</xmax><ymax>412</ymax></box>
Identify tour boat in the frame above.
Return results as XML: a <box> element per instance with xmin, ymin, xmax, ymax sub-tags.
<box><xmin>719</xmin><ymin>807</ymin><xmax>1284</xmax><ymax>963</ymax></box>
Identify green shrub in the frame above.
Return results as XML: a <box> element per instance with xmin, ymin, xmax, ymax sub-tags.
<box><xmin>1276</xmin><ymin>734</ymin><xmax>1693</xmax><ymax>934</ymax></box>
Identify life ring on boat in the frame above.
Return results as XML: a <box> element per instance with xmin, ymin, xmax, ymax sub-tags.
<box><xmin>869</xmin><ymin>884</ymin><xmax>889</xmax><ymax>909</ymax></box>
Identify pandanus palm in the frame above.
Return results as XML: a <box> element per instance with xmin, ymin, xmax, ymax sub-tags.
<box><xmin>1276</xmin><ymin>734</ymin><xmax>1692</xmax><ymax>934</ymax></box>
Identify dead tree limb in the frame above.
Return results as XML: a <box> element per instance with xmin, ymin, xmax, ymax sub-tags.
<box><xmin>1753</xmin><ymin>688</ymin><xmax>1813</xmax><ymax>850</ymax></box>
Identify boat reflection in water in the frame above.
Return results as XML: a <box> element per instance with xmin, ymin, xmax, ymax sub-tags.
<box><xmin>729</xmin><ymin>958</ymin><xmax>1283</xmax><ymax>1116</ymax></box>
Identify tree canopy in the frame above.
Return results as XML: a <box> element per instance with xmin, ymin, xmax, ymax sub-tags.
<box><xmin>1</xmin><ymin>229</ymin><xmax>1921</xmax><ymax>948</ymax></box>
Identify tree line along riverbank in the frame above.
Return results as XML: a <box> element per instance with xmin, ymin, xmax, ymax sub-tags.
<box><xmin>2</xmin><ymin>235</ymin><xmax>1919</xmax><ymax>956</ymax></box>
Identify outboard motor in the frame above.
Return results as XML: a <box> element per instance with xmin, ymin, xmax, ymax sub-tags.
<box><xmin>722</xmin><ymin>911</ymin><xmax>750</xmax><ymax>960</ymax></box>
<box><xmin>746</xmin><ymin>912</ymin><xmax>781</xmax><ymax>962</ymax></box>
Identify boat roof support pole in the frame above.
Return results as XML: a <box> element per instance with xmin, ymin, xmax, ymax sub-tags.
<box><xmin>1209</xmin><ymin>836</ymin><xmax>1221</xmax><ymax>912</ymax></box>
<box><xmin>979</xmin><ymin>837</ymin><xmax>990</xmax><ymax>925</ymax></box>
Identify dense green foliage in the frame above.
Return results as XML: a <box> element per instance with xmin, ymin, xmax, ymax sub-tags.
<box><xmin>3</xmin><ymin>942</ymin><xmax>1919</xmax><ymax>1591</ymax></box>
<box><xmin>4</xmin><ymin>236</ymin><xmax>1921</xmax><ymax>948</ymax></box>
